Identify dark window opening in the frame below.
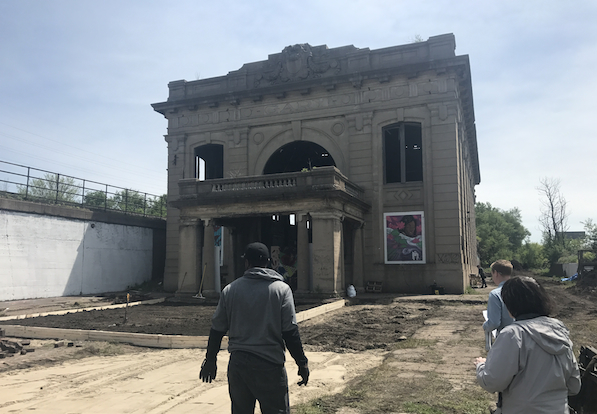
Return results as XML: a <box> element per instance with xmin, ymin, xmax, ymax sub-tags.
<box><xmin>195</xmin><ymin>144</ymin><xmax>223</xmax><ymax>181</ymax></box>
<box><xmin>384</xmin><ymin>122</ymin><xmax>423</xmax><ymax>183</ymax></box>
<box><xmin>261</xmin><ymin>214</ymin><xmax>298</xmax><ymax>291</ymax></box>
<box><xmin>263</xmin><ymin>141</ymin><xmax>335</xmax><ymax>175</ymax></box>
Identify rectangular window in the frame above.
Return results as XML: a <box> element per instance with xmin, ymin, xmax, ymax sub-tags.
<box><xmin>194</xmin><ymin>144</ymin><xmax>224</xmax><ymax>181</ymax></box>
<box><xmin>384</xmin><ymin>123</ymin><xmax>423</xmax><ymax>183</ymax></box>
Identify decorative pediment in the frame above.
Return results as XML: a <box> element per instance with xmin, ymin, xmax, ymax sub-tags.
<box><xmin>257</xmin><ymin>44</ymin><xmax>339</xmax><ymax>86</ymax></box>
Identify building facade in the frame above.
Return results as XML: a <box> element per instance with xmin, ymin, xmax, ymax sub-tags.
<box><xmin>152</xmin><ymin>33</ymin><xmax>480</xmax><ymax>296</ymax></box>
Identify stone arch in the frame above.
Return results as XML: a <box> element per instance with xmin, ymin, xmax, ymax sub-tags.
<box><xmin>263</xmin><ymin>141</ymin><xmax>336</xmax><ymax>174</ymax></box>
<box><xmin>253</xmin><ymin>127</ymin><xmax>346</xmax><ymax>176</ymax></box>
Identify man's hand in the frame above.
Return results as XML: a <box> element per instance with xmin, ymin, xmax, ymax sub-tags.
<box><xmin>199</xmin><ymin>357</ymin><xmax>217</xmax><ymax>383</ymax></box>
<box><xmin>474</xmin><ymin>357</ymin><xmax>486</xmax><ymax>368</ymax></box>
<box><xmin>297</xmin><ymin>364</ymin><xmax>309</xmax><ymax>386</ymax></box>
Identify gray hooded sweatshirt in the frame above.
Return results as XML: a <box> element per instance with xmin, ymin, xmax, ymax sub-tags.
<box><xmin>211</xmin><ymin>267</ymin><xmax>298</xmax><ymax>365</ymax></box>
<box><xmin>476</xmin><ymin>316</ymin><xmax>581</xmax><ymax>413</ymax></box>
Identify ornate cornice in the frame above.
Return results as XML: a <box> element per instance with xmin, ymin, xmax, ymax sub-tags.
<box><xmin>151</xmin><ymin>34</ymin><xmax>461</xmax><ymax>114</ymax></box>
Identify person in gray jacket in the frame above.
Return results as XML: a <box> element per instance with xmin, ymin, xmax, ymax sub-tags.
<box><xmin>475</xmin><ymin>276</ymin><xmax>581</xmax><ymax>413</ymax></box>
<box><xmin>199</xmin><ymin>242</ymin><xmax>309</xmax><ymax>414</ymax></box>
<box><xmin>483</xmin><ymin>260</ymin><xmax>515</xmax><ymax>339</ymax></box>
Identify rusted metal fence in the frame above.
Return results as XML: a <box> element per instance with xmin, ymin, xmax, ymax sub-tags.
<box><xmin>0</xmin><ymin>160</ymin><xmax>166</xmax><ymax>218</ymax></box>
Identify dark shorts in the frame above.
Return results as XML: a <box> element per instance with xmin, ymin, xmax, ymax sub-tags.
<box><xmin>228</xmin><ymin>351</ymin><xmax>290</xmax><ymax>414</ymax></box>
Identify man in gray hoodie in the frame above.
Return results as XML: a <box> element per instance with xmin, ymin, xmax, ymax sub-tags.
<box><xmin>199</xmin><ymin>242</ymin><xmax>309</xmax><ymax>414</ymax></box>
<box><xmin>475</xmin><ymin>277</ymin><xmax>581</xmax><ymax>413</ymax></box>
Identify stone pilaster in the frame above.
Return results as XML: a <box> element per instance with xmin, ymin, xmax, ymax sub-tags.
<box><xmin>352</xmin><ymin>223</ymin><xmax>365</xmax><ymax>291</ymax></box>
<box><xmin>296</xmin><ymin>214</ymin><xmax>310</xmax><ymax>292</ymax></box>
<box><xmin>310</xmin><ymin>212</ymin><xmax>343</xmax><ymax>295</ymax></box>
<box><xmin>201</xmin><ymin>219</ymin><xmax>216</xmax><ymax>296</ymax></box>
<box><xmin>178</xmin><ymin>219</ymin><xmax>201</xmax><ymax>294</ymax></box>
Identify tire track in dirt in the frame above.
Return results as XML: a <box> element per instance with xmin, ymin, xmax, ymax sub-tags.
<box><xmin>389</xmin><ymin>302</ymin><xmax>487</xmax><ymax>392</ymax></box>
<box><xmin>0</xmin><ymin>346</ymin><xmax>385</xmax><ymax>413</ymax></box>
<box><xmin>0</xmin><ymin>349</ymin><xmax>209</xmax><ymax>413</ymax></box>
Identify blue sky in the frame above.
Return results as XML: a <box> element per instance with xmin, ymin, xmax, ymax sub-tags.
<box><xmin>1</xmin><ymin>0</ymin><xmax>596</xmax><ymax>242</ymax></box>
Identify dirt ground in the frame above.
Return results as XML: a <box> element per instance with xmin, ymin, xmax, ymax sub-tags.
<box><xmin>0</xmin><ymin>273</ymin><xmax>596</xmax><ymax>413</ymax></box>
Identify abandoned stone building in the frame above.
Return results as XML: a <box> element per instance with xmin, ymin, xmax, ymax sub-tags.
<box><xmin>152</xmin><ymin>33</ymin><xmax>480</xmax><ymax>296</ymax></box>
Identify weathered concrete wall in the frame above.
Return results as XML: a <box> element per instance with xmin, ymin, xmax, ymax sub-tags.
<box><xmin>0</xmin><ymin>199</ymin><xmax>166</xmax><ymax>301</ymax></box>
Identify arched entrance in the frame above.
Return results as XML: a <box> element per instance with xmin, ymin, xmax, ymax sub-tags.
<box><xmin>259</xmin><ymin>141</ymin><xmax>336</xmax><ymax>290</ymax></box>
<box><xmin>263</xmin><ymin>141</ymin><xmax>335</xmax><ymax>174</ymax></box>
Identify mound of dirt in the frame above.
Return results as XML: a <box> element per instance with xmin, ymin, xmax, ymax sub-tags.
<box><xmin>576</xmin><ymin>270</ymin><xmax>597</xmax><ymax>288</ymax></box>
<box><xmin>1</xmin><ymin>301</ymin><xmax>217</xmax><ymax>336</ymax></box>
<box><xmin>0</xmin><ymin>298</ymin><xmax>329</xmax><ymax>337</ymax></box>
<box><xmin>1</xmin><ymin>296</ymin><xmax>441</xmax><ymax>355</ymax></box>
<box><xmin>300</xmin><ymin>302</ymin><xmax>432</xmax><ymax>352</ymax></box>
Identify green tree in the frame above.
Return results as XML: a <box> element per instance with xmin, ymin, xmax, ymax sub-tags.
<box><xmin>84</xmin><ymin>190</ymin><xmax>115</xmax><ymax>209</ymax></box>
<box><xmin>475</xmin><ymin>202</ymin><xmax>530</xmax><ymax>266</ymax></box>
<box><xmin>538</xmin><ymin>178</ymin><xmax>569</xmax><ymax>264</ymax></box>
<box><xmin>84</xmin><ymin>189</ymin><xmax>165</xmax><ymax>217</ymax></box>
<box><xmin>111</xmin><ymin>189</ymin><xmax>148</xmax><ymax>214</ymax></box>
<box><xmin>146</xmin><ymin>194</ymin><xmax>167</xmax><ymax>218</ymax></box>
<box><xmin>18</xmin><ymin>173</ymin><xmax>79</xmax><ymax>203</ymax></box>
<box><xmin>517</xmin><ymin>242</ymin><xmax>546</xmax><ymax>270</ymax></box>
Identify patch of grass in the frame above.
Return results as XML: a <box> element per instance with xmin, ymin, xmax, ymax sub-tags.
<box><xmin>391</xmin><ymin>338</ymin><xmax>436</xmax><ymax>350</ymax></box>
<box><xmin>434</xmin><ymin>386</ymin><xmax>494</xmax><ymax>414</ymax></box>
<box><xmin>293</xmin><ymin>400</ymin><xmax>328</xmax><ymax>414</ymax></box>
<box><xmin>403</xmin><ymin>402</ymin><xmax>443</xmax><ymax>414</ymax></box>
<box><xmin>532</xmin><ymin>268</ymin><xmax>551</xmax><ymax>277</ymax></box>
<box><xmin>464</xmin><ymin>286</ymin><xmax>479</xmax><ymax>295</ymax></box>
<box><xmin>293</xmin><ymin>351</ymin><xmax>493</xmax><ymax>414</ymax></box>
<box><xmin>568</xmin><ymin>317</ymin><xmax>597</xmax><ymax>355</ymax></box>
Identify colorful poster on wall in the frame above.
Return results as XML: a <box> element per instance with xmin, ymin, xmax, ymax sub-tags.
<box><xmin>384</xmin><ymin>212</ymin><xmax>426</xmax><ymax>264</ymax></box>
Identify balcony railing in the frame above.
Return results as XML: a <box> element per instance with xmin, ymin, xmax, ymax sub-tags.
<box><xmin>178</xmin><ymin>166</ymin><xmax>365</xmax><ymax>204</ymax></box>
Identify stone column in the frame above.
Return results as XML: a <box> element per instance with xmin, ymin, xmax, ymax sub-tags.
<box><xmin>296</xmin><ymin>214</ymin><xmax>310</xmax><ymax>292</ymax></box>
<box><xmin>352</xmin><ymin>223</ymin><xmax>365</xmax><ymax>292</ymax></box>
<box><xmin>178</xmin><ymin>219</ymin><xmax>201</xmax><ymax>294</ymax></box>
<box><xmin>310</xmin><ymin>212</ymin><xmax>343</xmax><ymax>295</ymax></box>
<box><xmin>201</xmin><ymin>219</ymin><xmax>216</xmax><ymax>296</ymax></box>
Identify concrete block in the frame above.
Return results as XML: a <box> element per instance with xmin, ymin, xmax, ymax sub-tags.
<box><xmin>296</xmin><ymin>299</ymin><xmax>345</xmax><ymax>322</ymax></box>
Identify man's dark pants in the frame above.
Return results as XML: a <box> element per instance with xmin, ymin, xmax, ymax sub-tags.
<box><xmin>228</xmin><ymin>351</ymin><xmax>290</xmax><ymax>414</ymax></box>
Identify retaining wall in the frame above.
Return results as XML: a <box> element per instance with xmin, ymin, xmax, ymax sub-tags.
<box><xmin>0</xmin><ymin>198</ymin><xmax>166</xmax><ymax>301</ymax></box>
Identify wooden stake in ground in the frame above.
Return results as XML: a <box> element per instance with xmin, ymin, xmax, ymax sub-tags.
<box><xmin>123</xmin><ymin>293</ymin><xmax>130</xmax><ymax>324</ymax></box>
<box><xmin>193</xmin><ymin>262</ymin><xmax>208</xmax><ymax>299</ymax></box>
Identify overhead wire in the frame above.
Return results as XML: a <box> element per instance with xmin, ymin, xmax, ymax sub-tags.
<box><xmin>0</xmin><ymin>122</ymin><xmax>167</xmax><ymax>194</ymax></box>
<box><xmin>0</xmin><ymin>144</ymin><xmax>164</xmax><ymax>191</ymax></box>
<box><xmin>0</xmin><ymin>121</ymin><xmax>165</xmax><ymax>177</ymax></box>
<box><xmin>0</xmin><ymin>131</ymin><xmax>164</xmax><ymax>178</ymax></box>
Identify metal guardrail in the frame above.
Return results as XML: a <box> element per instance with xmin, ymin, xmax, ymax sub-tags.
<box><xmin>0</xmin><ymin>160</ymin><xmax>166</xmax><ymax>218</ymax></box>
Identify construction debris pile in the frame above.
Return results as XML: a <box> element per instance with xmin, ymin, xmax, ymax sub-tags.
<box><xmin>0</xmin><ymin>328</ymin><xmax>35</xmax><ymax>358</ymax></box>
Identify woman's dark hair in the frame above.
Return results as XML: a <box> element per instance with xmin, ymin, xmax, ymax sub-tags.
<box><xmin>501</xmin><ymin>276</ymin><xmax>552</xmax><ymax>318</ymax></box>
<box><xmin>401</xmin><ymin>215</ymin><xmax>415</xmax><ymax>225</ymax></box>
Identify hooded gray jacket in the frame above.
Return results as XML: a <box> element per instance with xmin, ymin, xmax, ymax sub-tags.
<box><xmin>211</xmin><ymin>267</ymin><xmax>298</xmax><ymax>365</ymax></box>
<box><xmin>476</xmin><ymin>316</ymin><xmax>581</xmax><ymax>413</ymax></box>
